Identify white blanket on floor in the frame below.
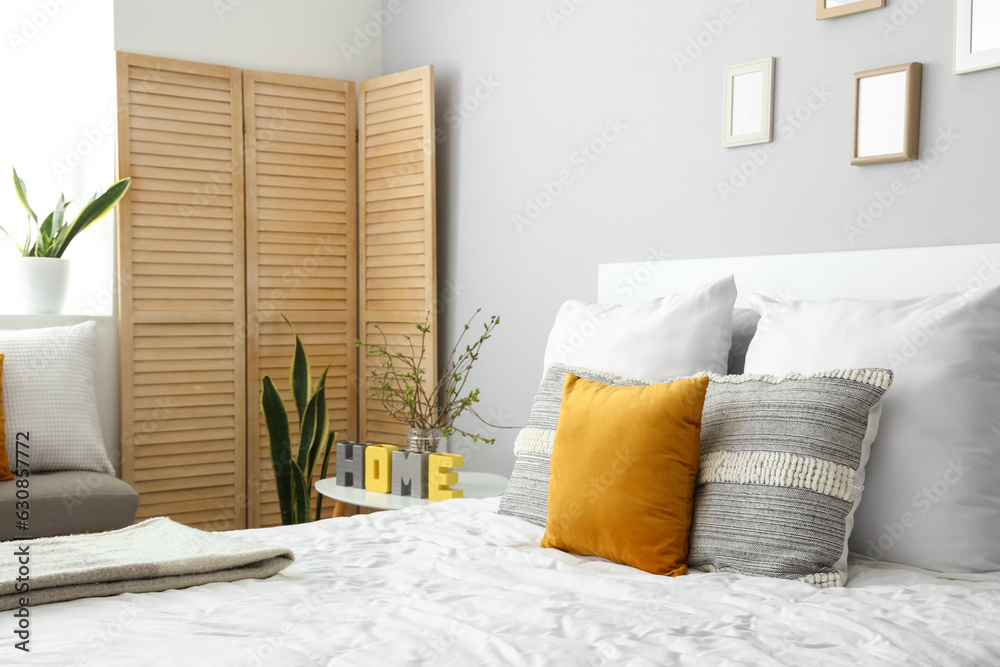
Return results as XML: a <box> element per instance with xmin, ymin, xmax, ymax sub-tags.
<box><xmin>9</xmin><ymin>498</ymin><xmax>1000</xmax><ymax>666</ymax></box>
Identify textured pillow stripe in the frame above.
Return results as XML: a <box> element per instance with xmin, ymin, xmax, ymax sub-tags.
<box><xmin>688</xmin><ymin>369</ymin><xmax>891</xmax><ymax>588</ymax></box>
<box><xmin>698</xmin><ymin>451</ymin><xmax>857</xmax><ymax>501</ymax></box>
<box><xmin>512</xmin><ymin>427</ymin><xmax>555</xmax><ymax>456</ymax></box>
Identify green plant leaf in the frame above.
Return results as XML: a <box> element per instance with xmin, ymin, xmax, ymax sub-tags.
<box><xmin>0</xmin><ymin>223</ymin><xmax>26</xmax><ymax>255</ymax></box>
<box><xmin>314</xmin><ymin>432</ymin><xmax>336</xmax><ymax>522</ymax></box>
<box><xmin>290</xmin><ymin>461</ymin><xmax>309</xmax><ymax>524</ymax></box>
<box><xmin>51</xmin><ymin>177</ymin><xmax>130</xmax><ymax>258</ymax></box>
<box><xmin>261</xmin><ymin>375</ymin><xmax>295</xmax><ymax>526</ymax></box>
<box><xmin>21</xmin><ymin>221</ymin><xmax>33</xmax><ymax>257</ymax></box>
<box><xmin>284</xmin><ymin>315</ymin><xmax>310</xmax><ymax>421</ymax></box>
<box><xmin>12</xmin><ymin>168</ymin><xmax>37</xmax><ymax>223</ymax></box>
<box><xmin>305</xmin><ymin>382</ymin><xmax>329</xmax><ymax>480</ymax></box>
<box><xmin>297</xmin><ymin>391</ymin><xmax>320</xmax><ymax>472</ymax></box>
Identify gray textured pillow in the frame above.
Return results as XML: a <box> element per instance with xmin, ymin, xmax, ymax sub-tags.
<box><xmin>497</xmin><ymin>364</ymin><xmax>649</xmax><ymax>526</ymax></box>
<box><xmin>688</xmin><ymin>369</ymin><xmax>892</xmax><ymax>587</ymax></box>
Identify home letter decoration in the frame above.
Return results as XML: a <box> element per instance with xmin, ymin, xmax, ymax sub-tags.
<box><xmin>428</xmin><ymin>453</ymin><xmax>465</xmax><ymax>502</ymax></box>
<box><xmin>365</xmin><ymin>444</ymin><xmax>399</xmax><ymax>494</ymax></box>
<box><xmin>336</xmin><ymin>442</ymin><xmax>368</xmax><ymax>489</ymax></box>
<box><xmin>392</xmin><ymin>450</ymin><xmax>429</xmax><ymax>498</ymax></box>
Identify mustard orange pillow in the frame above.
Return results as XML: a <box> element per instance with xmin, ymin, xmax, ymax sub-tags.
<box><xmin>0</xmin><ymin>354</ymin><xmax>12</xmax><ymax>482</ymax></box>
<box><xmin>541</xmin><ymin>373</ymin><xmax>709</xmax><ymax>576</ymax></box>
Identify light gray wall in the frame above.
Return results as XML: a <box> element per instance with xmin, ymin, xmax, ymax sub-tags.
<box><xmin>114</xmin><ymin>0</ymin><xmax>383</xmax><ymax>79</ymax></box>
<box><xmin>381</xmin><ymin>1</ymin><xmax>1000</xmax><ymax>475</ymax></box>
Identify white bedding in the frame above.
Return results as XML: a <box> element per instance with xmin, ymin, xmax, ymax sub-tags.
<box><xmin>10</xmin><ymin>498</ymin><xmax>1000</xmax><ymax>667</ymax></box>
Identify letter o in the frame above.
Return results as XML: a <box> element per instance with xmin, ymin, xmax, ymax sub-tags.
<box><xmin>932</xmin><ymin>480</ymin><xmax>949</xmax><ymax>497</ymax></box>
<box><xmin>536</xmin><ymin>192</ymin><xmax>552</xmax><ymax>208</ymax></box>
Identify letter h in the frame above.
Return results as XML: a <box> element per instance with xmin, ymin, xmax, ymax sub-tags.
<box><xmin>336</xmin><ymin>442</ymin><xmax>368</xmax><ymax>488</ymax></box>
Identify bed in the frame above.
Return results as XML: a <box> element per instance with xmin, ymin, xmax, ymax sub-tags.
<box><xmin>18</xmin><ymin>498</ymin><xmax>1000</xmax><ymax>666</ymax></box>
<box><xmin>7</xmin><ymin>244</ymin><xmax>1000</xmax><ymax>666</ymax></box>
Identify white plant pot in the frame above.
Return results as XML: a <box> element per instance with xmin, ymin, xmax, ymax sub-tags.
<box><xmin>8</xmin><ymin>257</ymin><xmax>71</xmax><ymax>314</ymax></box>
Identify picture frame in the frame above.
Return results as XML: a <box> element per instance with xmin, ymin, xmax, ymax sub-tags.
<box><xmin>816</xmin><ymin>0</ymin><xmax>885</xmax><ymax>20</ymax></box>
<box><xmin>851</xmin><ymin>63</ymin><xmax>922</xmax><ymax>166</ymax></box>
<box><xmin>954</xmin><ymin>0</ymin><xmax>1000</xmax><ymax>74</ymax></box>
<box><xmin>722</xmin><ymin>58</ymin><xmax>775</xmax><ymax>148</ymax></box>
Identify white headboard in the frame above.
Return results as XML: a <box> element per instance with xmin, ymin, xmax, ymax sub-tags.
<box><xmin>598</xmin><ymin>243</ymin><xmax>1000</xmax><ymax>307</ymax></box>
<box><xmin>0</xmin><ymin>315</ymin><xmax>120</xmax><ymax>474</ymax></box>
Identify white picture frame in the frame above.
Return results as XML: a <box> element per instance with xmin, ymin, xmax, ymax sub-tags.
<box><xmin>722</xmin><ymin>58</ymin><xmax>775</xmax><ymax>148</ymax></box>
<box><xmin>955</xmin><ymin>0</ymin><xmax>1000</xmax><ymax>74</ymax></box>
<box><xmin>851</xmin><ymin>63</ymin><xmax>922</xmax><ymax>166</ymax></box>
<box><xmin>816</xmin><ymin>0</ymin><xmax>885</xmax><ymax>20</ymax></box>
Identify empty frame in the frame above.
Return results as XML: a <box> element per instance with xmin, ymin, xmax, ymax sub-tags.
<box><xmin>816</xmin><ymin>0</ymin><xmax>884</xmax><ymax>20</ymax></box>
<box><xmin>955</xmin><ymin>0</ymin><xmax>1000</xmax><ymax>74</ymax></box>
<box><xmin>852</xmin><ymin>63</ymin><xmax>922</xmax><ymax>166</ymax></box>
<box><xmin>723</xmin><ymin>58</ymin><xmax>775</xmax><ymax>148</ymax></box>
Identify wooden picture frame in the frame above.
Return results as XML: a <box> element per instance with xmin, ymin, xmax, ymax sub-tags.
<box><xmin>954</xmin><ymin>0</ymin><xmax>1000</xmax><ymax>74</ymax></box>
<box><xmin>722</xmin><ymin>58</ymin><xmax>775</xmax><ymax>148</ymax></box>
<box><xmin>816</xmin><ymin>0</ymin><xmax>884</xmax><ymax>20</ymax></box>
<box><xmin>851</xmin><ymin>63</ymin><xmax>922</xmax><ymax>166</ymax></box>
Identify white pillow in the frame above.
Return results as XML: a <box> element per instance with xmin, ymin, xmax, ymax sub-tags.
<box><xmin>745</xmin><ymin>287</ymin><xmax>1000</xmax><ymax>573</ymax></box>
<box><xmin>542</xmin><ymin>275</ymin><xmax>737</xmax><ymax>382</ymax></box>
<box><xmin>0</xmin><ymin>322</ymin><xmax>113</xmax><ymax>475</ymax></box>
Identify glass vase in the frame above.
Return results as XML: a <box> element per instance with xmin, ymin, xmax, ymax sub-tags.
<box><xmin>407</xmin><ymin>426</ymin><xmax>445</xmax><ymax>453</ymax></box>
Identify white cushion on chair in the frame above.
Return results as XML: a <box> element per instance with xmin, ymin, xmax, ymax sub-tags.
<box><xmin>0</xmin><ymin>321</ymin><xmax>113</xmax><ymax>475</ymax></box>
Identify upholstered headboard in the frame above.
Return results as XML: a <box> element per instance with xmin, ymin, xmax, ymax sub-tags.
<box><xmin>0</xmin><ymin>315</ymin><xmax>120</xmax><ymax>475</ymax></box>
<box><xmin>598</xmin><ymin>243</ymin><xmax>1000</xmax><ymax>306</ymax></box>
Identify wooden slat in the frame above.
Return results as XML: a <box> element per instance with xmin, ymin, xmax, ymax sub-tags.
<box><xmin>244</xmin><ymin>68</ymin><xmax>358</xmax><ymax>529</ymax></box>
<box><xmin>358</xmin><ymin>66</ymin><xmax>437</xmax><ymax>446</ymax></box>
<box><xmin>117</xmin><ymin>51</ymin><xmax>247</xmax><ymax>531</ymax></box>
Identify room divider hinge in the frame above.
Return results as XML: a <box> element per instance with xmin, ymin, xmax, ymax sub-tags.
<box><xmin>356</xmin><ymin>128</ymin><xmax>360</xmax><ymax>143</ymax></box>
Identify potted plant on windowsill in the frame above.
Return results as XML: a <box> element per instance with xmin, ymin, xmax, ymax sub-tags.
<box><xmin>1</xmin><ymin>168</ymin><xmax>131</xmax><ymax>314</ymax></box>
<box><xmin>358</xmin><ymin>309</ymin><xmax>502</xmax><ymax>453</ymax></box>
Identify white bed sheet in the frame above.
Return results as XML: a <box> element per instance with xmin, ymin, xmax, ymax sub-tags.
<box><xmin>9</xmin><ymin>498</ymin><xmax>1000</xmax><ymax>667</ymax></box>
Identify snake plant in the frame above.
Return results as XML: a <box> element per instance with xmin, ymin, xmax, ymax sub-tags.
<box><xmin>261</xmin><ymin>316</ymin><xmax>336</xmax><ymax>524</ymax></box>
<box><xmin>2</xmin><ymin>168</ymin><xmax>131</xmax><ymax>258</ymax></box>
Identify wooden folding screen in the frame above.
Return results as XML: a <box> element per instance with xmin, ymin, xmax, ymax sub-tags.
<box><xmin>118</xmin><ymin>54</ymin><xmax>435</xmax><ymax>529</ymax></box>
<box><xmin>116</xmin><ymin>53</ymin><xmax>247</xmax><ymax>530</ymax></box>
<box><xmin>243</xmin><ymin>71</ymin><xmax>357</xmax><ymax>528</ymax></box>
<box><xmin>358</xmin><ymin>67</ymin><xmax>438</xmax><ymax>447</ymax></box>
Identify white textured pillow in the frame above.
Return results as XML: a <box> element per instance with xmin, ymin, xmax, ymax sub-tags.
<box><xmin>745</xmin><ymin>286</ymin><xmax>1000</xmax><ymax>573</ymax></box>
<box><xmin>543</xmin><ymin>276</ymin><xmax>737</xmax><ymax>382</ymax></box>
<box><xmin>0</xmin><ymin>322</ymin><xmax>113</xmax><ymax>475</ymax></box>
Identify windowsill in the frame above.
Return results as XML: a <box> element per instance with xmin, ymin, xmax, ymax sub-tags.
<box><xmin>0</xmin><ymin>313</ymin><xmax>117</xmax><ymax>326</ymax></box>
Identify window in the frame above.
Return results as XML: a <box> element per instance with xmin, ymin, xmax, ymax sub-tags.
<box><xmin>0</xmin><ymin>0</ymin><xmax>116</xmax><ymax>316</ymax></box>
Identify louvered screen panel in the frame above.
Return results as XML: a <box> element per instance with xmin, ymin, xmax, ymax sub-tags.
<box><xmin>117</xmin><ymin>52</ymin><xmax>247</xmax><ymax>530</ymax></box>
<box><xmin>244</xmin><ymin>71</ymin><xmax>358</xmax><ymax>528</ymax></box>
<box><xmin>358</xmin><ymin>66</ymin><xmax>437</xmax><ymax>446</ymax></box>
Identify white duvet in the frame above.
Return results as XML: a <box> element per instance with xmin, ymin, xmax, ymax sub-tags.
<box><xmin>8</xmin><ymin>498</ymin><xmax>1000</xmax><ymax>667</ymax></box>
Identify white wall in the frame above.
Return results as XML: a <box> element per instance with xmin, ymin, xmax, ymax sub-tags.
<box><xmin>114</xmin><ymin>0</ymin><xmax>382</xmax><ymax>79</ymax></box>
<box><xmin>381</xmin><ymin>1</ymin><xmax>1000</xmax><ymax>475</ymax></box>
